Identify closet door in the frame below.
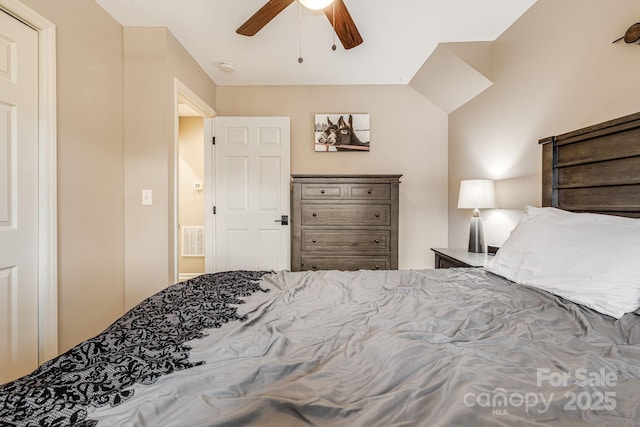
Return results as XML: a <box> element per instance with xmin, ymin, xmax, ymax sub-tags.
<box><xmin>213</xmin><ymin>116</ymin><xmax>291</xmax><ymax>272</ymax></box>
<box><xmin>0</xmin><ymin>9</ymin><xmax>39</xmax><ymax>383</ymax></box>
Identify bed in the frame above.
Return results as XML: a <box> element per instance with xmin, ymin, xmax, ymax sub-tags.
<box><xmin>2</xmin><ymin>112</ymin><xmax>640</xmax><ymax>426</ymax></box>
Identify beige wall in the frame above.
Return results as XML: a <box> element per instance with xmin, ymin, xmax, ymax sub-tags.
<box><xmin>448</xmin><ymin>0</ymin><xmax>640</xmax><ymax>248</ymax></box>
<box><xmin>217</xmin><ymin>85</ymin><xmax>449</xmax><ymax>268</ymax></box>
<box><xmin>123</xmin><ymin>27</ymin><xmax>216</xmax><ymax>309</ymax></box>
<box><xmin>178</xmin><ymin>117</ymin><xmax>205</xmax><ymax>274</ymax></box>
<box><xmin>7</xmin><ymin>3</ymin><xmax>218</xmax><ymax>350</ymax></box>
<box><xmin>20</xmin><ymin>0</ymin><xmax>125</xmax><ymax>352</ymax></box>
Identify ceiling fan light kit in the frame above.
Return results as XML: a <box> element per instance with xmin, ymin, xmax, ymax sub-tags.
<box><xmin>298</xmin><ymin>0</ymin><xmax>333</xmax><ymax>10</ymax></box>
<box><xmin>236</xmin><ymin>0</ymin><xmax>363</xmax><ymax>50</ymax></box>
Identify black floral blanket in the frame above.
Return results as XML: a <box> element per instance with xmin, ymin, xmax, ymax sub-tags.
<box><xmin>0</xmin><ymin>270</ymin><xmax>269</xmax><ymax>427</ymax></box>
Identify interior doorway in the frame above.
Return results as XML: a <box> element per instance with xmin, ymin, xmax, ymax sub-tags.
<box><xmin>172</xmin><ymin>81</ymin><xmax>291</xmax><ymax>279</ymax></box>
<box><xmin>172</xmin><ymin>79</ymin><xmax>216</xmax><ymax>283</ymax></box>
<box><xmin>178</xmin><ymin>113</ymin><xmax>205</xmax><ymax>281</ymax></box>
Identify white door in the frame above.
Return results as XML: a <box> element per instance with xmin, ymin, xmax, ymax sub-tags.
<box><xmin>213</xmin><ymin>117</ymin><xmax>290</xmax><ymax>272</ymax></box>
<box><xmin>0</xmin><ymin>10</ymin><xmax>39</xmax><ymax>383</ymax></box>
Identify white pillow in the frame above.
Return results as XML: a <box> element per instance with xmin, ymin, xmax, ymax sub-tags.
<box><xmin>485</xmin><ymin>206</ymin><xmax>640</xmax><ymax>319</ymax></box>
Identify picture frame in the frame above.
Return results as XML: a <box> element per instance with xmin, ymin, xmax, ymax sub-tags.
<box><xmin>314</xmin><ymin>113</ymin><xmax>370</xmax><ymax>152</ymax></box>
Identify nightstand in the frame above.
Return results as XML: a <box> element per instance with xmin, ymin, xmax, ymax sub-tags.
<box><xmin>431</xmin><ymin>248</ymin><xmax>491</xmax><ymax>269</ymax></box>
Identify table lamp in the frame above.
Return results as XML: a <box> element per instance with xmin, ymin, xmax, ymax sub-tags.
<box><xmin>457</xmin><ymin>179</ymin><xmax>497</xmax><ymax>253</ymax></box>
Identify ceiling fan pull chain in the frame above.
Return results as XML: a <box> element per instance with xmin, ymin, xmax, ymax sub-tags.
<box><xmin>298</xmin><ymin>2</ymin><xmax>304</xmax><ymax>63</ymax></box>
<box><xmin>331</xmin><ymin>1</ymin><xmax>337</xmax><ymax>51</ymax></box>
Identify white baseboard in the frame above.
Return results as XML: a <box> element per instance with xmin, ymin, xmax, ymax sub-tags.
<box><xmin>178</xmin><ymin>273</ymin><xmax>202</xmax><ymax>282</ymax></box>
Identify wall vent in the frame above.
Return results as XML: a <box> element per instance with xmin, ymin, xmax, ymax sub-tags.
<box><xmin>181</xmin><ymin>226</ymin><xmax>204</xmax><ymax>257</ymax></box>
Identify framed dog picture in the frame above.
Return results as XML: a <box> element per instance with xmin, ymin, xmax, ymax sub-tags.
<box><xmin>314</xmin><ymin>113</ymin><xmax>370</xmax><ymax>152</ymax></box>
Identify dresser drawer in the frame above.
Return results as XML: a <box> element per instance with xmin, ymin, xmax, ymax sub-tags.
<box><xmin>301</xmin><ymin>229</ymin><xmax>390</xmax><ymax>251</ymax></box>
<box><xmin>301</xmin><ymin>204</ymin><xmax>391</xmax><ymax>226</ymax></box>
<box><xmin>437</xmin><ymin>257</ymin><xmax>464</xmax><ymax>269</ymax></box>
<box><xmin>300</xmin><ymin>256</ymin><xmax>390</xmax><ymax>271</ymax></box>
<box><xmin>301</xmin><ymin>184</ymin><xmax>344</xmax><ymax>199</ymax></box>
<box><xmin>291</xmin><ymin>175</ymin><xmax>401</xmax><ymax>273</ymax></box>
<box><xmin>348</xmin><ymin>183</ymin><xmax>391</xmax><ymax>200</ymax></box>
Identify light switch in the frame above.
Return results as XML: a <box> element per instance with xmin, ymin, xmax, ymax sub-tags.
<box><xmin>142</xmin><ymin>189</ymin><xmax>152</xmax><ymax>206</ymax></box>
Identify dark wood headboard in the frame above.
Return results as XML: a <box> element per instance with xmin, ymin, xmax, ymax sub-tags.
<box><xmin>539</xmin><ymin>111</ymin><xmax>640</xmax><ymax>218</ymax></box>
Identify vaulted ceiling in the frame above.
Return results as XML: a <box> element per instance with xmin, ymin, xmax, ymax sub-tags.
<box><xmin>95</xmin><ymin>0</ymin><xmax>537</xmax><ymax>86</ymax></box>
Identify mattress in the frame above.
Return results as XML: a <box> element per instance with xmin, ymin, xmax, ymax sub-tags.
<box><xmin>2</xmin><ymin>268</ymin><xmax>639</xmax><ymax>426</ymax></box>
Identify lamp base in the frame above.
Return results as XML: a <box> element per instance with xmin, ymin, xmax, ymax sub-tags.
<box><xmin>468</xmin><ymin>216</ymin><xmax>485</xmax><ymax>253</ymax></box>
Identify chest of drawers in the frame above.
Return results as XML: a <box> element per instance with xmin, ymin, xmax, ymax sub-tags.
<box><xmin>291</xmin><ymin>174</ymin><xmax>401</xmax><ymax>271</ymax></box>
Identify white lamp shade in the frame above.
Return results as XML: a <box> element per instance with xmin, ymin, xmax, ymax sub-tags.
<box><xmin>457</xmin><ymin>179</ymin><xmax>497</xmax><ymax>209</ymax></box>
<box><xmin>298</xmin><ymin>0</ymin><xmax>334</xmax><ymax>10</ymax></box>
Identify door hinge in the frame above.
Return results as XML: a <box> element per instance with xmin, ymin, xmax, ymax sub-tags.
<box><xmin>213</xmin><ymin>206</ymin><xmax>216</xmax><ymax>215</ymax></box>
<box><xmin>212</xmin><ymin>136</ymin><xmax>216</xmax><ymax>145</ymax></box>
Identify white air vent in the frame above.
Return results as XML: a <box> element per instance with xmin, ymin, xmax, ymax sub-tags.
<box><xmin>181</xmin><ymin>226</ymin><xmax>204</xmax><ymax>257</ymax></box>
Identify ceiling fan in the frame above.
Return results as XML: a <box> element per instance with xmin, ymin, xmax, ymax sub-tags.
<box><xmin>236</xmin><ymin>0</ymin><xmax>363</xmax><ymax>50</ymax></box>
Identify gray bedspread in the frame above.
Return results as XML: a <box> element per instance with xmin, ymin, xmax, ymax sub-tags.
<box><xmin>87</xmin><ymin>268</ymin><xmax>640</xmax><ymax>426</ymax></box>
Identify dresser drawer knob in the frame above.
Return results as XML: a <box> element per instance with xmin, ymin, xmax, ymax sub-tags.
<box><xmin>320</xmin><ymin>189</ymin><xmax>325</xmax><ymax>194</ymax></box>
<box><xmin>312</xmin><ymin>213</ymin><xmax>317</xmax><ymax>217</ymax></box>
<box><xmin>375</xmin><ymin>213</ymin><xmax>380</xmax><ymax>217</ymax></box>
<box><xmin>375</xmin><ymin>239</ymin><xmax>380</xmax><ymax>244</ymax></box>
<box><xmin>367</xmin><ymin>189</ymin><xmax>372</xmax><ymax>194</ymax></box>
<box><xmin>312</xmin><ymin>265</ymin><xmax>317</xmax><ymax>270</ymax></box>
<box><xmin>375</xmin><ymin>265</ymin><xmax>381</xmax><ymax>270</ymax></box>
<box><xmin>312</xmin><ymin>239</ymin><xmax>317</xmax><ymax>243</ymax></box>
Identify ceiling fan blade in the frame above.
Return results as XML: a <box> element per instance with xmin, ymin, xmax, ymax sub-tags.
<box><xmin>237</xmin><ymin>0</ymin><xmax>295</xmax><ymax>36</ymax></box>
<box><xmin>323</xmin><ymin>0</ymin><xmax>363</xmax><ymax>50</ymax></box>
